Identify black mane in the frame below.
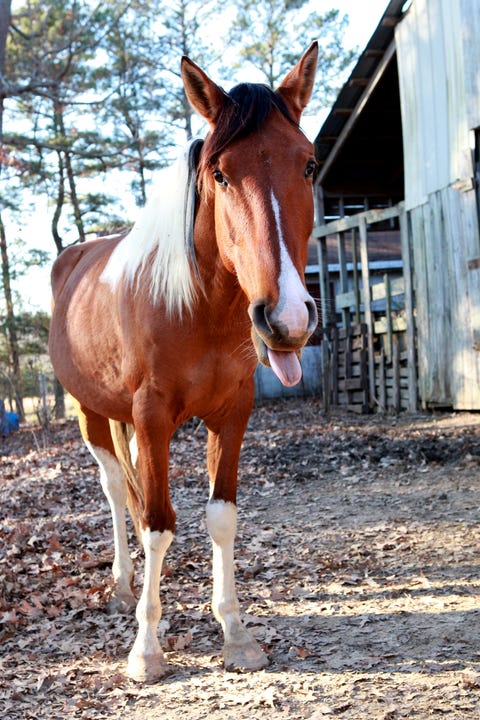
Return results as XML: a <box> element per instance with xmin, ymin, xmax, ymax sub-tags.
<box><xmin>199</xmin><ymin>83</ymin><xmax>297</xmax><ymax>176</ymax></box>
<box><xmin>227</xmin><ymin>82</ymin><xmax>296</xmax><ymax>139</ymax></box>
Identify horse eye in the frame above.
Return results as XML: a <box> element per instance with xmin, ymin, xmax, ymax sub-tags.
<box><xmin>305</xmin><ymin>160</ymin><xmax>317</xmax><ymax>179</ymax></box>
<box><xmin>213</xmin><ymin>169</ymin><xmax>227</xmax><ymax>186</ymax></box>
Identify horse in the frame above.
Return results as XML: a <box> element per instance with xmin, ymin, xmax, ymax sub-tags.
<box><xmin>48</xmin><ymin>42</ymin><xmax>319</xmax><ymax>683</ymax></box>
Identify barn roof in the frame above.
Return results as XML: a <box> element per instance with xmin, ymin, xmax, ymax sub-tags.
<box><xmin>314</xmin><ymin>0</ymin><xmax>410</xmax><ymax>200</ymax></box>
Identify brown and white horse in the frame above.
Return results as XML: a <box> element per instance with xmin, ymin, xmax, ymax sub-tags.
<box><xmin>49</xmin><ymin>43</ymin><xmax>318</xmax><ymax>682</ymax></box>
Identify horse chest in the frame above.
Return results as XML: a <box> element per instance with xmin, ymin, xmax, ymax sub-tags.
<box><xmin>153</xmin><ymin>339</ymin><xmax>253</xmax><ymax>395</ymax></box>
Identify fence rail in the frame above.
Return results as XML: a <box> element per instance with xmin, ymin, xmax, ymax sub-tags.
<box><xmin>313</xmin><ymin>202</ymin><xmax>418</xmax><ymax>413</ymax></box>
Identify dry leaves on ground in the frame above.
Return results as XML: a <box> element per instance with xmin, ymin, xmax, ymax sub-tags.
<box><xmin>1</xmin><ymin>399</ymin><xmax>480</xmax><ymax>719</ymax></box>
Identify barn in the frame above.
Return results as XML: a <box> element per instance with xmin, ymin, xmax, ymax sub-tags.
<box><xmin>312</xmin><ymin>0</ymin><xmax>480</xmax><ymax>411</ymax></box>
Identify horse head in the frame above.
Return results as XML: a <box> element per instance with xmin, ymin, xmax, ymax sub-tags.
<box><xmin>181</xmin><ymin>43</ymin><xmax>319</xmax><ymax>387</ymax></box>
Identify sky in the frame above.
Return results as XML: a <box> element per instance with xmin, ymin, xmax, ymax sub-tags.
<box><xmin>300</xmin><ymin>0</ymin><xmax>390</xmax><ymax>138</ymax></box>
<box><xmin>11</xmin><ymin>0</ymin><xmax>390</xmax><ymax>312</ymax></box>
<box><xmin>334</xmin><ymin>0</ymin><xmax>390</xmax><ymax>48</ymax></box>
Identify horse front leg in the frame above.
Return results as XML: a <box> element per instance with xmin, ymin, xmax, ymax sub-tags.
<box><xmin>205</xmin><ymin>385</ymin><xmax>269</xmax><ymax>672</ymax></box>
<box><xmin>126</xmin><ymin>391</ymin><xmax>176</xmax><ymax>683</ymax></box>
<box><xmin>128</xmin><ymin>526</ymin><xmax>173</xmax><ymax>682</ymax></box>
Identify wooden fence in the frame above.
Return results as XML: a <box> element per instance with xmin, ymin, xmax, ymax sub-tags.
<box><xmin>313</xmin><ymin>203</ymin><xmax>418</xmax><ymax>413</ymax></box>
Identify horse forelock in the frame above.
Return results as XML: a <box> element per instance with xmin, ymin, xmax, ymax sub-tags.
<box><xmin>197</xmin><ymin>83</ymin><xmax>297</xmax><ymax>187</ymax></box>
<box><xmin>100</xmin><ymin>139</ymin><xmax>203</xmax><ymax>318</ymax></box>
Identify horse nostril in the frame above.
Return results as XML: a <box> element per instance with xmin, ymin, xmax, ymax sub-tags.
<box><xmin>251</xmin><ymin>302</ymin><xmax>273</xmax><ymax>335</ymax></box>
<box><xmin>306</xmin><ymin>298</ymin><xmax>318</xmax><ymax>332</ymax></box>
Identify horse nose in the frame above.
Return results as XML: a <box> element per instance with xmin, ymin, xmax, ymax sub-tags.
<box><xmin>251</xmin><ymin>297</ymin><xmax>317</xmax><ymax>344</ymax></box>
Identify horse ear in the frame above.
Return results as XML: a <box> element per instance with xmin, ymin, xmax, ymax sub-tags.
<box><xmin>181</xmin><ymin>57</ymin><xmax>228</xmax><ymax>128</ymax></box>
<box><xmin>276</xmin><ymin>42</ymin><xmax>318</xmax><ymax>122</ymax></box>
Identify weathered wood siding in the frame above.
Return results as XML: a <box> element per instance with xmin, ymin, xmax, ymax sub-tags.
<box><xmin>408</xmin><ymin>187</ymin><xmax>480</xmax><ymax>408</ymax></box>
<box><xmin>461</xmin><ymin>0</ymin><xmax>480</xmax><ymax>132</ymax></box>
<box><xmin>395</xmin><ymin>0</ymin><xmax>477</xmax><ymax>208</ymax></box>
<box><xmin>395</xmin><ymin>0</ymin><xmax>480</xmax><ymax>408</ymax></box>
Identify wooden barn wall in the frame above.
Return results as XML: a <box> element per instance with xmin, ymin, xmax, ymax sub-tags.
<box><xmin>395</xmin><ymin>0</ymin><xmax>480</xmax><ymax>409</ymax></box>
<box><xmin>395</xmin><ymin>0</ymin><xmax>477</xmax><ymax>211</ymax></box>
<box><xmin>461</xmin><ymin>0</ymin><xmax>480</xmax><ymax>130</ymax></box>
<box><xmin>409</xmin><ymin>185</ymin><xmax>480</xmax><ymax>409</ymax></box>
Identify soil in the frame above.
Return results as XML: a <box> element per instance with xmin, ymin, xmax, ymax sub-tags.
<box><xmin>1</xmin><ymin>398</ymin><xmax>480</xmax><ymax>719</ymax></box>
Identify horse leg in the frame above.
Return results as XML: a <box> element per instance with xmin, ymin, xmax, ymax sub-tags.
<box><xmin>127</xmin><ymin>526</ymin><xmax>172</xmax><ymax>682</ymax></box>
<box><xmin>75</xmin><ymin>404</ymin><xmax>135</xmax><ymax>612</ymax></box>
<box><xmin>205</xmin><ymin>388</ymin><xmax>269</xmax><ymax>672</ymax></box>
<box><xmin>126</xmin><ymin>391</ymin><xmax>175</xmax><ymax>683</ymax></box>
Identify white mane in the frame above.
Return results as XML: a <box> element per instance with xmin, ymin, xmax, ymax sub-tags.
<box><xmin>100</xmin><ymin>140</ymin><xmax>200</xmax><ymax>317</ymax></box>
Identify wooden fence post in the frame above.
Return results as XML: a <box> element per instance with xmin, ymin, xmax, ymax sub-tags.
<box><xmin>399</xmin><ymin>203</ymin><xmax>418</xmax><ymax>411</ymax></box>
<box><xmin>317</xmin><ymin>235</ymin><xmax>331</xmax><ymax>412</ymax></box>
<box><xmin>359</xmin><ymin>216</ymin><xmax>376</xmax><ymax>407</ymax></box>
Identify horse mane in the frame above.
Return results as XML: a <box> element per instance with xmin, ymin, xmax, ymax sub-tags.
<box><xmin>100</xmin><ymin>139</ymin><xmax>202</xmax><ymax>318</ymax></box>
<box><xmin>198</xmin><ymin>83</ymin><xmax>297</xmax><ymax>185</ymax></box>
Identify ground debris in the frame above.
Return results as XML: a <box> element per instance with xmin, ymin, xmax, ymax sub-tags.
<box><xmin>1</xmin><ymin>400</ymin><xmax>480</xmax><ymax>719</ymax></box>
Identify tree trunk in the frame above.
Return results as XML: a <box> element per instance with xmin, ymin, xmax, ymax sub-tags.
<box><xmin>0</xmin><ymin>2</ymin><xmax>23</xmax><ymax>420</ymax></box>
<box><xmin>52</xmin><ymin>149</ymin><xmax>66</xmax><ymax>417</ymax></box>
<box><xmin>52</xmin><ymin>150</ymin><xmax>66</xmax><ymax>254</ymax></box>
<box><xmin>54</xmin><ymin>100</ymin><xmax>86</xmax><ymax>242</ymax></box>
<box><xmin>0</xmin><ymin>213</ymin><xmax>24</xmax><ymax>420</ymax></box>
<box><xmin>0</xmin><ymin>1</ymin><xmax>11</xmax><ymax>117</ymax></box>
<box><xmin>64</xmin><ymin>147</ymin><xmax>86</xmax><ymax>242</ymax></box>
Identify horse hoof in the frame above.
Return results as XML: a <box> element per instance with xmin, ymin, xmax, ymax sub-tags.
<box><xmin>127</xmin><ymin>652</ymin><xmax>168</xmax><ymax>684</ymax></box>
<box><xmin>106</xmin><ymin>591</ymin><xmax>137</xmax><ymax>615</ymax></box>
<box><xmin>223</xmin><ymin>641</ymin><xmax>269</xmax><ymax>672</ymax></box>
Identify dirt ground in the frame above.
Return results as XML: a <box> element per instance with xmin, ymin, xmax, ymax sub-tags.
<box><xmin>1</xmin><ymin>398</ymin><xmax>480</xmax><ymax>719</ymax></box>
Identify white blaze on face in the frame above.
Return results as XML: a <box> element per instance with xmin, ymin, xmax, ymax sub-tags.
<box><xmin>270</xmin><ymin>191</ymin><xmax>311</xmax><ymax>338</ymax></box>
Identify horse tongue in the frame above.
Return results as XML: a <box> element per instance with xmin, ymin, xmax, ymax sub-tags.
<box><xmin>267</xmin><ymin>349</ymin><xmax>302</xmax><ymax>387</ymax></box>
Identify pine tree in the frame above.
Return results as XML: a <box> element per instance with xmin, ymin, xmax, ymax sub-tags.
<box><xmin>229</xmin><ymin>0</ymin><xmax>355</xmax><ymax>108</ymax></box>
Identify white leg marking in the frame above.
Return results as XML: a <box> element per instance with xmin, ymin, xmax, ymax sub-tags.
<box><xmin>206</xmin><ymin>500</ymin><xmax>240</xmax><ymax>634</ymax></box>
<box><xmin>86</xmin><ymin>443</ymin><xmax>134</xmax><ymax>601</ymax></box>
<box><xmin>206</xmin><ymin>500</ymin><xmax>268</xmax><ymax>671</ymax></box>
<box><xmin>270</xmin><ymin>190</ymin><xmax>313</xmax><ymax>337</ymax></box>
<box><xmin>127</xmin><ymin>528</ymin><xmax>173</xmax><ymax>681</ymax></box>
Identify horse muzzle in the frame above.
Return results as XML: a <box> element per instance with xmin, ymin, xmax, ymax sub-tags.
<box><xmin>249</xmin><ymin>298</ymin><xmax>318</xmax><ymax>387</ymax></box>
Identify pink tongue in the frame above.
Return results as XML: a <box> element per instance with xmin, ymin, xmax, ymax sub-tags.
<box><xmin>267</xmin><ymin>349</ymin><xmax>302</xmax><ymax>387</ymax></box>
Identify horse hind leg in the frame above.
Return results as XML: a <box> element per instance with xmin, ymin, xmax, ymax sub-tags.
<box><xmin>75</xmin><ymin>405</ymin><xmax>136</xmax><ymax>613</ymax></box>
<box><xmin>92</xmin><ymin>444</ymin><xmax>137</xmax><ymax>613</ymax></box>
